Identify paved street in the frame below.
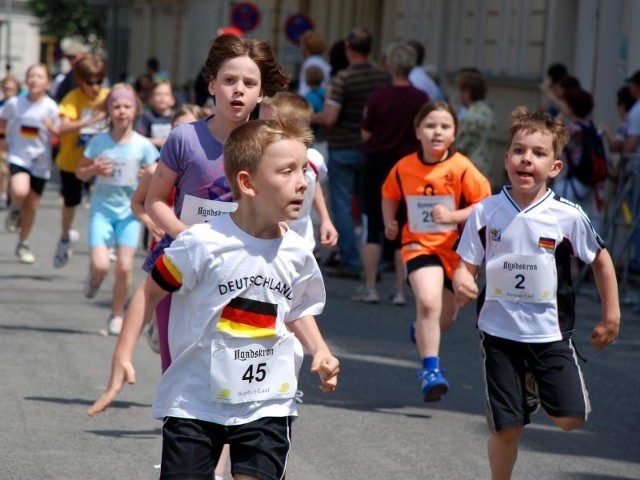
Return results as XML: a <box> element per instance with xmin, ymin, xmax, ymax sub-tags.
<box><xmin>1</xmin><ymin>183</ymin><xmax>639</xmax><ymax>480</ymax></box>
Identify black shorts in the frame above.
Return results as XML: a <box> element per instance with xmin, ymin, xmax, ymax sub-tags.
<box><xmin>160</xmin><ymin>415</ymin><xmax>293</xmax><ymax>480</ymax></box>
<box><xmin>406</xmin><ymin>254</ymin><xmax>453</xmax><ymax>292</ymax></box>
<box><xmin>479</xmin><ymin>331</ymin><xmax>590</xmax><ymax>432</ymax></box>
<box><xmin>9</xmin><ymin>163</ymin><xmax>47</xmax><ymax>196</ymax></box>
<box><xmin>59</xmin><ymin>169</ymin><xmax>85</xmax><ymax>207</ymax></box>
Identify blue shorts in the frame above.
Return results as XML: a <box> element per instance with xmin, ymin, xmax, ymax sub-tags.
<box><xmin>160</xmin><ymin>416</ymin><xmax>293</xmax><ymax>480</ymax></box>
<box><xmin>88</xmin><ymin>211</ymin><xmax>141</xmax><ymax>248</ymax></box>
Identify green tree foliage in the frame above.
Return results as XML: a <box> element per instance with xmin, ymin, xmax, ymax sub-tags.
<box><xmin>28</xmin><ymin>0</ymin><xmax>104</xmax><ymax>42</ymax></box>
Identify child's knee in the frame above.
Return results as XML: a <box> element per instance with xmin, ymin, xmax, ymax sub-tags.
<box><xmin>551</xmin><ymin>416</ymin><xmax>585</xmax><ymax>431</ymax></box>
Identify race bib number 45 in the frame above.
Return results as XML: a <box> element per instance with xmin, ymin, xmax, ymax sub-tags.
<box><xmin>210</xmin><ymin>334</ymin><xmax>298</xmax><ymax>404</ymax></box>
<box><xmin>485</xmin><ymin>254</ymin><xmax>556</xmax><ymax>303</ymax></box>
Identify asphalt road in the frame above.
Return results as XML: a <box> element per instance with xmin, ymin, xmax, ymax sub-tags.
<box><xmin>1</xmin><ymin>184</ymin><xmax>639</xmax><ymax>480</ymax></box>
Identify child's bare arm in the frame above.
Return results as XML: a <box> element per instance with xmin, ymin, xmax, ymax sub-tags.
<box><xmin>145</xmin><ymin>162</ymin><xmax>186</xmax><ymax>239</ymax></box>
<box><xmin>312</xmin><ymin>185</ymin><xmax>338</xmax><ymax>247</ymax></box>
<box><xmin>287</xmin><ymin>316</ymin><xmax>339</xmax><ymax>393</ymax></box>
<box><xmin>382</xmin><ymin>197</ymin><xmax>400</xmax><ymax>241</ymax></box>
<box><xmin>87</xmin><ymin>276</ymin><xmax>168</xmax><ymax>416</ymax></box>
<box><xmin>589</xmin><ymin>248</ymin><xmax>621</xmax><ymax>349</ymax></box>
<box><xmin>432</xmin><ymin>203</ymin><xmax>477</xmax><ymax>225</ymax></box>
<box><xmin>452</xmin><ymin>260</ymin><xmax>480</xmax><ymax>307</ymax></box>
<box><xmin>131</xmin><ymin>164</ymin><xmax>165</xmax><ymax>240</ymax></box>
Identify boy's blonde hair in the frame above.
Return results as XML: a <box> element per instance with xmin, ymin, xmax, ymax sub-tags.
<box><xmin>224</xmin><ymin>118</ymin><xmax>314</xmax><ymax>199</ymax></box>
<box><xmin>263</xmin><ymin>92</ymin><xmax>313</xmax><ymax>128</ymax></box>
<box><xmin>508</xmin><ymin>106</ymin><xmax>569</xmax><ymax>159</ymax></box>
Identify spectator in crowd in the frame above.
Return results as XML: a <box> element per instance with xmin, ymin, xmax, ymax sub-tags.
<box><xmin>55</xmin><ymin>37</ymin><xmax>90</xmax><ymax>103</ymax></box>
<box><xmin>311</xmin><ymin>27</ymin><xmax>390</xmax><ymax>279</ymax></box>
<box><xmin>455</xmin><ymin>71</ymin><xmax>497</xmax><ymax>189</ymax></box>
<box><xmin>407</xmin><ymin>39</ymin><xmax>445</xmax><ymax>101</ymax></box>
<box><xmin>297</xmin><ymin>30</ymin><xmax>331</xmax><ymax>97</ymax></box>
<box><xmin>354</xmin><ymin>42</ymin><xmax>428</xmax><ymax>305</ymax></box>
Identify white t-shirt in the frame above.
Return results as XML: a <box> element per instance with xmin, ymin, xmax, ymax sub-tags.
<box><xmin>408</xmin><ymin>66</ymin><xmax>445</xmax><ymax>101</ymax></box>
<box><xmin>288</xmin><ymin>147</ymin><xmax>328</xmax><ymax>250</ymax></box>
<box><xmin>1</xmin><ymin>95</ymin><xmax>59</xmax><ymax>179</ymax></box>
<box><xmin>456</xmin><ymin>187</ymin><xmax>603</xmax><ymax>343</ymax></box>
<box><xmin>152</xmin><ymin>215</ymin><xmax>326</xmax><ymax>426</ymax></box>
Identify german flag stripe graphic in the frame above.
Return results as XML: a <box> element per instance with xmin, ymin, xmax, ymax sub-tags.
<box><xmin>20</xmin><ymin>125</ymin><xmax>39</xmax><ymax>139</ymax></box>
<box><xmin>538</xmin><ymin>237</ymin><xmax>555</xmax><ymax>250</ymax></box>
<box><xmin>151</xmin><ymin>254</ymin><xmax>182</xmax><ymax>292</ymax></box>
<box><xmin>218</xmin><ymin>297</ymin><xmax>277</xmax><ymax>337</ymax></box>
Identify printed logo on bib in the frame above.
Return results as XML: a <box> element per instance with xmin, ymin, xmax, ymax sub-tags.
<box><xmin>210</xmin><ymin>334</ymin><xmax>298</xmax><ymax>404</ymax></box>
<box><xmin>485</xmin><ymin>254</ymin><xmax>556</xmax><ymax>303</ymax></box>
<box><xmin>406</xmin><ymin>194</ymin><xmax>456</xmax><ymax>233</ymax></box>
<box><xmin>180</xmin><ymin>193</ymin><xmax>237</xmax><ymax>226</ymax></box>
<box><xmin>96</xmin><ymin>157</ymin><xmax>139</xmax><ymax>187</ymax></box>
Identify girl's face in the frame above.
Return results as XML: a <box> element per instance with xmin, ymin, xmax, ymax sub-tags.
<box><xmin>25</xmin><ymin>66</ymin><xmax>50</xmax><ymax>98</ymax></box>
<box><xmin>209</xmin><ymin>55</ymin><xmax>263</xmax><ymax>124</ymax></box>
<box><xmin>109</xmin><ymin>96</ymin><xmax>137</xmax><ymax>131</ymax></box>
<box><xmin>415</xmin><ymin>109</ymin><xmax>456</xmax><ymax>161</ymax></box>
<box><xmin>504</xmin><ymin>129</ymin><xmax>562</xmax><ymax>202</ymax></box>
<box><xmin>171</xmin><ymin>113</ymin><xmax>198</xmax><ymax>128</ymax></box>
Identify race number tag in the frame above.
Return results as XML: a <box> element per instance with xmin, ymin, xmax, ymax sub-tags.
<box><xmin>485</xmin><ymin>254</ymin><xmax>556</xmax><ymax>303</ymax></box>
<box><xmin>150</xmin><ymin>123</ymin><xmax>172</xmax><ymax>140</ymax></box>
<box><xmin>210</xmin><ymin>334</ymin><xmax>298</xmax><ymax>404</ymax></box>
<box><xmin>180</xmin><ymin>194</ymin><xmax>238</xmax><ymax>226</ymax></box>
<box><xmin>97</xmin><ymin>157</ymin><xmax>139</xmax><ymax>187</ymax></box>
<box><xmin>406</xmin><ymin>195</ymin><xmax>456</xmax><ymax>233</ymax></box>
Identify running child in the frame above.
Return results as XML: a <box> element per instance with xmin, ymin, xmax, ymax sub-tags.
<box><xmin>76</xmin><ymin>83</ymin><xmax>159</xmax><ymax>335</ymax></box>
<box><xmin>453</xmin><ymin>106</ymin><xmax>620</xmax><ymax>480</ymax></box>
<box><xmin>259</xmin><ymin>91</ymin><xmax>338</xmax><ymax>251</ymax></box>
<box><xmin>0</xmin><ymin>74</ymin><xmax>21</xmax><ymax>210</ymax></box>
<box><xmin>133</xmin><ymin>80</ymin><xmax>176</xmax><ymax>150</ymax></box>
<box><xmin>53</xmin><ymin>54</ymin><xmax>110</xmax><ymax>268</ymax></box>
<box><xmin>131</xmin><ymin>103</ymin><xmax>207</xmax><ymax>353</ymax></box>
<box><xmin>0</xmin><ymin>64</ymin><xmax>59</xmax><ymax>263</ymax></box>
<box><xmin>88</xmin><ymin>119</ymin><xmax>339</xmax><ymax>480</ymax></box>
<box><xmin>381</xmin><ymin>100</ymin><xmax>491</xmax><ymax>401</ymax></box>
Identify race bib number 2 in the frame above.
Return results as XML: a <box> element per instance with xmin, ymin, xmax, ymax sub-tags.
<box><xmin>485</xmin><ymin>254</ymin><xmax>556</xmax><ymax>303</ymax></box>
<box><xmin>210</xmin><ymin>335</ymin><xmax>297</xmax><ymax>404</ymax></box>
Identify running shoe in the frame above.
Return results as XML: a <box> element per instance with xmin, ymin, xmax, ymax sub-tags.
<box><xmin>53</xmin><ymin>239</ymin><xmax>72</xmax><ymax>268</ymax></box>
<box><xmin>15</xmin><ymin>242</ymin><xmax>35</xmax><ymax>264</ymax></box>
<box><xmin>143</xmin><ymin>321</ymin><xmax>160</xmax><ymax>354</ymax></box>
<box><xmin>351</xmin><ymin>285</ymin><xmax>380</xmax><ymax>303</ymax></box>
<box><xmin>390</xmin><ymin>291</ymin><xmax>407</xmax><ymax>306</ymax></box>
<box><xmin>417</xmin><ymin>367</ymin><xmax>449</xmax><ymax>402</ymax></box>
<box><xmin>5</xmin><ymin>208</ymin><xmax>21</xmax><ymax>232</ymax></box>
<box><xmin>525</xmin><ymin>371</ymin><xmax>541</xmax><ymax>415</ymax></box>
<box><xmin>107</xmin><ymin>314</ymin><xmax>123</xmax><ymax>336</ymax></box>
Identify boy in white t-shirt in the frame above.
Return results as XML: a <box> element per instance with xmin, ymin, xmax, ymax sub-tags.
<box><xmin>453</xmin><ymin>107</ymin><xmax>620</xmax><ymax>480</ymax></box>
<box><xmin>88</xmin><ymin>118</ymin><xmax>339</xmax><ymax>480</ymax></box>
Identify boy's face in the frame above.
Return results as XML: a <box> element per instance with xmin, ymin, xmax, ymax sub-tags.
<box><xmin>249</xmin><ymin>138</ymin><xmax>308</xmax><ymax>222</ymax></box>
<box><xmin>505</xmin><ymin>130</ymin><xmax>562</xmax><ymax>197</ymax></box>
<box><xmin>209</xmin><ymin>55</ymin><xmax>263</xmax><ymax>124</ymax></box>
<box><xmin>150</xmin><ymin>84</ymin><xmax>175</xmax><ymax>113</ymax></box>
